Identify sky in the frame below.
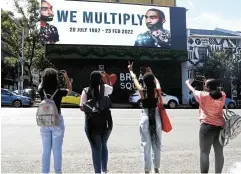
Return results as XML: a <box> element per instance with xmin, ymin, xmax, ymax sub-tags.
<box><xmin>177</xmin><ymin>0</ymin><xmax>241</xmax><ymax>31</ymax></box>
<box><xmin>1</xmin><ymin>0</ymin><xmax>241</xmax><ymax>31</ymax></box>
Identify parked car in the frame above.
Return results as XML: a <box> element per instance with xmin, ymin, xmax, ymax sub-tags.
<box><xmin>14</xmin><ymin>88</ymin><xmax>40</xmax><ymax>99</ymax></box>
<box><xmin>129</xmin><ymin>90</ymin><xmax>180</xmax><ymax>109</ymax></box>
<box><xmin>189</xmin><ymin>95</ymin><xmax>236</xmax><ymax>109</ymax></box>
<box><xmin>61</xmin><ymin>91</ymin><xmax>81</xmax><ymax>107</ymax></box>
<box><xmin>1</xmin><ymin>88</ymin><xmax>33</xmax><ymax>108</ymax></box>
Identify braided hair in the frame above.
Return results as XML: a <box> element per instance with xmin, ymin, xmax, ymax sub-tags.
<box><xmin>143</xmin><ymin>73</ymin><xmax>160</xmax><ymax>149</ymax></box>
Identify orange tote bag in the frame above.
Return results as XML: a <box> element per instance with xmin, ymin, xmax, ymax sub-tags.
<box><xmin>157</xmin><ymin>88</ymin><xmax>172</xmax><ymax>133</ymax></box>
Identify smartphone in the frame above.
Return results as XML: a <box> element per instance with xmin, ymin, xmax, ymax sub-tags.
<box><xmin>140</xmin><ymin>67</ymin><xmax>146</xmax><ymax>75</ymax></box>
<box><xmin>58</xmin><ymin>70</ymin><xmax>66</xmax><ymax>88</ymax></box>
<box><xmin>190</xmin><ymin>70</ymin><xmax>196</xmax><ymax>79</ymax></box>
<box><xmin>59</xmin><ymin>70</ymin><xmax>66</xmax><ymax>74</ymax></box>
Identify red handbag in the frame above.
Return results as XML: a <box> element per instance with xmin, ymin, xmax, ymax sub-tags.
<box><xmin>157</xmin><ymin>88</ymin><xmax>172</xmax><ymax>133</ymax></box>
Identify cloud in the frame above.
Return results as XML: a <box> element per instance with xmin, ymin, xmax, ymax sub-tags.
<box><xmin>187</xmin><ymin>0</ymin><xmax>194</xmax><ymax>8</ymax></box>
<box><xmin>187</xmin><ymin>12</ymin><xmax>241</xmax><ymax>31</ymax></box>
<box><xmin>1</xmin><ymin>0</ymin><xmax>27</xmax><ymax>18</ymax></box>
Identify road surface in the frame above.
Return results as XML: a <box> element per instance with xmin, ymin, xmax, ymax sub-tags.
<box><xmin>1</xmin><ymin>108</ymin><xmax>241</xmax><ymax>173</ymax></box>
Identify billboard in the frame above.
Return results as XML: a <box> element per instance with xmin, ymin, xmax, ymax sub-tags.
<box><xmin>40</xmin><ymin>0</ymin><xmax>174</xmax><ymax>49</ymax></box>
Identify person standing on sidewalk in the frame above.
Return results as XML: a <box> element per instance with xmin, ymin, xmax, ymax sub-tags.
<box><xmin>128</xmin><ymin>62</ymin><xmax>162</xmax><ymax>173</ymax></box>
<box><xmin>185</xmin><ymin>78</ymin><xmax>226</xmax><ymax>173</ymax></box>
<box><xmin>38</xmin><ymin>68</ymin><xmax>72</xmax><ymax>173</ymax></box>
<box><xmin>80</xmin><ymin>71</ymin><xmax>113</xmax><ymax>174</ymax></box>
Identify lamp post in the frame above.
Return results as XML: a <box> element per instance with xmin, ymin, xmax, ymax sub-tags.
<box><xmin>17</xmin><ymin>28</ymin><xmax>25</xmax><ymax>95</ymax></box>
<box><xmin>20</xmin><ymin>28</ymin><xmax>25</xmax><ymax>95</ymax></box>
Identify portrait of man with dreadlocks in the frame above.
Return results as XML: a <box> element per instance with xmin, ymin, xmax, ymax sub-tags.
<box><xmin>134</xmin><ymin>8</ymin><xmax>171</xmax><ymax>49</ymax></box>
<box><xmin>40</xmin><ymin>0</ymin><xmax>59</xmax><ymax>44</ymax></box>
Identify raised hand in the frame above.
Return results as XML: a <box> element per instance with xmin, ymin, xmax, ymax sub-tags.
<box><xmin>128</xmin><ymin>61</ymin><xmax>134</xmax><ymax>71</ymax></box>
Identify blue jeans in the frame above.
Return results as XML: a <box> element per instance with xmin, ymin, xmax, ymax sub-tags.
<box><xmin>85</xmin><ymin>119</ymin><xmax>111</xmax><ymax>174</ymax></box>
<box><xmin>140</xmin><ymin>108</ymin><xmax>162</xmax><ymax>172</ymax></box>
<box><xmin>40</xmin><ymin>115</ymin><xmax>65</xmax><ymax>174</ymax></box>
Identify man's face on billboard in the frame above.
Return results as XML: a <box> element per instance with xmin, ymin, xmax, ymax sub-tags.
<box><xmin>40</xmin><ymin>1</ymin><xmax>54</xmax><ymax>22</ymax></box>
<box><xmin>145</xmin><ymin>10</ymin><xmax>162</xmax><ymax>30</ymax></box>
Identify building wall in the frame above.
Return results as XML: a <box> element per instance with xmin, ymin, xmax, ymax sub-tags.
<box><xmin>181</xmin><ymin>30</ymin><xmax>241</xmax><ymax>104</ymax></box>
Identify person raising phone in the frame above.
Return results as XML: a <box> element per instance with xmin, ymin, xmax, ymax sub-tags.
<box><xmin>185</xmin><ymin>78</ymin><xmax>226</xmax><ymax>173</ymax></box>
<box><xmin>128</xmin><ymin>62</ymin><xmax>162</xmax><ymax>173</ymax></box>
<box><xmin>38</xmin><ymin>68</ymin><xmax>72</xmax><ymax>174</ymax></box>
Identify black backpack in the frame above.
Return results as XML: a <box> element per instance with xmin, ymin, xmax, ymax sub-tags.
<box><xmin>83</xmin><ymin>84</ymin><xmax>112</xmax><ymax>133</ymax></box>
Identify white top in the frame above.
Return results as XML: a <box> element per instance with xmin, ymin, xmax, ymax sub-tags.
<box><xmin>80</xmin><ymin>84</ymin><xmax>113</xmax><ymax>106</ymax></box>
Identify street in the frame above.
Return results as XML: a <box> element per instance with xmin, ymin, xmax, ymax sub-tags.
<box><xmin>1</xmin><ymin>108</ymin><xmax>241</xmax><ymax>173</ymax></box>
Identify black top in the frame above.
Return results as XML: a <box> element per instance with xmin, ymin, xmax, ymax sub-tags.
<box><xmin>38</xmin><ymin>88</ymin><xmax>68</xmax><ymax>114</ymax></box>
<box><xmin>40</xmin><ymin>23</ymin><xmax>59</xmax><ymax>44</ymax></box>
<box><xmin>141</xmin><ymin>98</ymin><xmax>158</xmax><ymax>108</ymax></box>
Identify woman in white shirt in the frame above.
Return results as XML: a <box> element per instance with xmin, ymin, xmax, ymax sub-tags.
<box><xmin>80</xmin><ymin>71</ymin><xmax>113</xmax><ymax>174</ymax></box>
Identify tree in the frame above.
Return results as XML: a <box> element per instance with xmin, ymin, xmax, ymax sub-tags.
<box><xmin>1</xmin><ymin>10</ymin><xmax>20</xmax><ymax>84</ymax></box>
<box><xmin>188</xmin><ymin>49</ymin><xmax>241</xmax><ymax>96</ymax></box>
<box><xmin>188</xmin><ymin>49</ymin><xmax>237</xmax><ymax>80</ymax></box>
<box><xmin>1</xmin><ymin>9</ymin><xmax>20</xmax><ymax>57</ymax></box>
<box><xmin>13</xmin><ymin>0</ymin><xmax>44</xmax><ymax>89</ymax></box>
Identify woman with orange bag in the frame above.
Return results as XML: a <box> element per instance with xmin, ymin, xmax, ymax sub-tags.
<box><xmin>128</xmin><ymin>62</ymin><xmax>162</xmax><ymax>173</ymax></box>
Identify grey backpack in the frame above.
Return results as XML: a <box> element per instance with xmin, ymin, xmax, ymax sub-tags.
<box><xmin>36</xmin><ymin>89</ymin><xmax>59</xmax><ymax>126</ymax></box>
<box><xmin>219</xmin><ymin>105</ymin><xmax>241</xmax><ymax>146</ymax></box>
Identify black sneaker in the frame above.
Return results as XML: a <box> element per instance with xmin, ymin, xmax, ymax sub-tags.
<box><xmin>154</xmin><ymin>168</ymin><xmax>159</xmax><ymax>173</ymax></box>
<box><xmin>102</xmin><ymin>170</ymin><xmax>108</xmax><ymax>173</ymax></box>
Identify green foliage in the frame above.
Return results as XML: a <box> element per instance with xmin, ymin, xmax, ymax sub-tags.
<box><xmin>1</xmin><ymin>0</ymin><xmax>53</xmax><ymax>87</ymax></box>
<box><xmin>1</xmin><ymin>9</ymin><xmax>20</xmax><ymax>57</ymax></box>
<box><xmin>189</xmin><ymin>50</ymin><xmax>239</xmax><ymax>80</ymax></box>
<box><xmin>4</xmin><ymin>57</ymin><xmax>19</xmax><ymax>67</ymax></box>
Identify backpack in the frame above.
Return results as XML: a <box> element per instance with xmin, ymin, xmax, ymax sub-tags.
<box><xmin>83</xmin><ymin>85</ymin><xmax>112</xmax><ymax>133</ymax></box>
<box><xmin>36</xmin><ymin>89</ymin><xmax>59</xmax><ymax>126</ymax></box>
<box><xmin>219</xmin><ymin>105</ymin><xmax>241</xmax><ymax>146</ymax></box>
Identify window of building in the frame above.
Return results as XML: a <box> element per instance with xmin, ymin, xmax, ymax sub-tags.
<box><xmin>198</xmin><ymin>47</ymin><xmax>207</xmax><ymax>61</ymax></box>
<box><xmin>188</xmin><ymin>51</ymin><xmax>193</xmax><ymax>60</ymax></box>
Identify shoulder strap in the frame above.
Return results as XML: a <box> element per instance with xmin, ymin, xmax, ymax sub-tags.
<box><xmin>50</xmin><ymin>89</ymin><xmax>59</xmax><ymax>100</ymax></box>
<box><xmin>43</xmin><ymin>89</ymin><xmax>48</xmax><ymax>99</ymax></box>
<box><xmin>84</xmin><ymin>87</ymin><xmax>90</xmax><ymax>100</ymax></box>
<box><xmin>219</xmin><ymin>129</ymin><xmax>229</xmax><ymax>146</ymax></box>
<box><xmin>85</xmin><ymin>85</ymin><xmax>104</xmax><ymax>100</ymax></box>
<box><xmin>223</xmin><ymin>105</ymin><xmax>236</xmax><ymax>120</ymax></box>
<box><xmin>43</xmin><ymin>89</ymin><xmax>58</xmax><ymax>100</ymax></box>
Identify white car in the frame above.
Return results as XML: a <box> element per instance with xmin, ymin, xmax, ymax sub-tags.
<box><xmin>129</xmin><ymin>90</ymin><xmax>180</xmax><ymax>109</ymax></box>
